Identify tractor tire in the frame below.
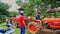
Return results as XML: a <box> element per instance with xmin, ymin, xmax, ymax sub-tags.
<box><xmin>54</xmin><ymin>30</ymin><xmax>60</xmax><ymax>34</ymax></box>
<box><xmin>28</xmin><ymin>22</ymin><xmax>40</xmax><ymax>34</ymax></box>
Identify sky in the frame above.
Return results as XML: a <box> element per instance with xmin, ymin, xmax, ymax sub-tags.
<box><xmin>1</xmin><ymin>0</ymin><xmax>20</xmax><ymax>11</ymax></box>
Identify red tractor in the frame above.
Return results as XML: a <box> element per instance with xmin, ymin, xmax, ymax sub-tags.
<box><xmin>28</xmin><ymin>7</ymin><xmax>60</xmax><ymax>34</ymax></box>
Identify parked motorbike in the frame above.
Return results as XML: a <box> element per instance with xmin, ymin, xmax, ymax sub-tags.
<box><xmin>0</xmin><ymin>24</ymin><xmax>15</xmax><ymax>34</ymax></box>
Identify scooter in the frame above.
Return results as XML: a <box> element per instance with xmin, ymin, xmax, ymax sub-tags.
<box><xmin>0</xmin><ymin>24</ymin><xmax>15</xmax><ymax>34</ymax></box>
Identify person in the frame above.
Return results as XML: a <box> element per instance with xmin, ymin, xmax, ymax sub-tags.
<box><xmin>36</xmin><ymin>12</ymin><xmax>41</xmax><ymax>20</ymax></box>
<box><xmin>19</xmin><ymin>11</ymin><xmax>25</xmax><ymax>34</ymax></box>
<box><xmin>28</xmin><ymin>15</ymin><xmax>32</xmax><ymax>20</ymax></box>
<box><xmin>6</xmin><ymin>17</ymin><xmax>8</xmax><ymax>25</ymax></box>
<box><xmin>10</xmin><ymin>16</ymin><xmax>12</xmax><ymax>25</ymax></box>
<box><xmin>36</xmin><ymin>12</ymin><xmax>43</xmax><ymax>27</ymax></box>
<box><xmin>27</xmin><ymin>15</ymin><xmax>32</xmax><ymax>21</ymax></box>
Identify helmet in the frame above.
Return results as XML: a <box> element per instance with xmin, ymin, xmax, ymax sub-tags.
<box><xmin>20</xmin><ymin>11</ymin><xmax>24</xmax><ymax>15</ymax></box>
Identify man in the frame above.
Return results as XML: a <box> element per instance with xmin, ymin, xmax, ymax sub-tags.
<box><xmin>36</xmin><ymin>12</ymin><xmax>43</xmax><ymax>27</ymax></box>
<box><xmin>19</xmin><ymin>11</ymin><xmax>25</xmax><ymax>34</ymax></box>
<box><xmin>36</xmin><ymin>12</ymin><xmax>41</xmax><ymax>20</ymax></box>
<box><xmin>6</xmin><ymin>17</ymin><xmax>8</xmax><ymax>25</ymax></box>
<box><xmin>10</xmin><ymin>16</ymin><xmax>12</xmax><ymax>25</ymax></box>
<box><xmin>36</xmin><ymin>12</ymin><xmax>43</xmax><ymax>34</ymax></box>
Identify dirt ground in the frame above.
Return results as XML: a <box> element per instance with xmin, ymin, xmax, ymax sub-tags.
<box><xmin>39</xmin><ymin>29</ymin><xmax>54</xmax><ymax>34</ymax></box>
<box><xmin>32</xmin><ymin>29</ymin><xmax>54</xmax><ymax>34</ymax></box>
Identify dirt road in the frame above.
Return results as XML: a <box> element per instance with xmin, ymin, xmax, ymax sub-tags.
<box><xmin>36</xmin><ymin>29</ymin><xmax>54</xmax><ymax>34</ymax></box>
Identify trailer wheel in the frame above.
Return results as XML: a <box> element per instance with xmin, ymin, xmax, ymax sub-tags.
<box><xmin>28</xmin><ymin>22</ymin><xmax>40</xmax><ymax>34</ymax></box>
<box><xmin>54</xmin><ymin>30</ymin><xmax>60</xmax><ymax>34</ymax></box>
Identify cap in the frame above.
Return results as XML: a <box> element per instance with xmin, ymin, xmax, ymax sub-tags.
<box><xmin>20</xmin><ymin>11</ymin><xmax>24</xmax><ymax>15</ymax></box>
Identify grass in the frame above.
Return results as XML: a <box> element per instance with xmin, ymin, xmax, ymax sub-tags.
<box><xmin>0</xmin><ymin>22</ymin><xmax>30</xmax><ymax>34</ymax></box>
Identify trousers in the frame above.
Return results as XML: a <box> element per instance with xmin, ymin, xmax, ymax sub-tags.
<box><xmin>20</xmin><ymin>26</ymin><xmax>25</xmax><ymax>34</ymax></box>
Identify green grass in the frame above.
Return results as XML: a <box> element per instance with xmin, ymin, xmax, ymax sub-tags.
<box><xmin>0</xmin><ymin>22</ymin><xmax>30</xmax><ymax>34</ymax></box>
<box><xmin>0</xmin><ymin>22</ymin><xmax>7</xmax><ymax>29</ymax></box>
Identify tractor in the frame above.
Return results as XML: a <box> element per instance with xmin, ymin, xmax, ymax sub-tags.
<box><xmin>27</xmin><ymin>17</ymin><xmax>53</xmax><ymax>34</ymax></box>
<box><xmin>12</xmin><ymin>8</ymin><xmax>60</xmax><ymax>34</ymax></box>
<box><xmin>27</xmin><ymin>7</ymin><xmax>60</xmax><ymax>34</ymax></box>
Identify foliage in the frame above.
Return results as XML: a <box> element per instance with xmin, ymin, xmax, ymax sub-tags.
<box><xmin>16</xmin><ymin>0</ymin><xmax>21</xmax><ymax>5</ymax></box>
<box><xmin>16</xmin><ymin>0</ymin><xmax>60</xmax><ymax>17</ymax></box>
<box><xmin>9</xmin><ymin>11</ymin><xmax>18</xmax><ymax>16</ymax></box>
<box><xmin>0</xmin><ymin>2</ymin><xmax>10</xmax><ymax>16</ymax></box>
<box><xmin>54</xmin><ymin>12</ymin><xmax>60</xmax><ymax>17</ymax></box>
<box><xmin>41</xmin><ymin>0</ymin><xmax>60</xmax><ymax>8</ymax></box>
<box><xmin>20</xmin><ymin>0</ymin><xmax>41</xmax><ymax>16</ymax></box>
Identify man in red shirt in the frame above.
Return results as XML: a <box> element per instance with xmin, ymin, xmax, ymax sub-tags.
<box><xmin>19</xmin><ymin>11</ymin><xmax>25</xmax><ymax>34</ymax></box>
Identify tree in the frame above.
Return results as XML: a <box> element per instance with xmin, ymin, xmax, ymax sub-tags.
<box><xmin>0</xmin><ymin>2</ymin><xmax>10</xmax><ymax>16</ymax></box>
<box><xmin>41</xmin><ymin>0</ymin><xmax>60</xmax><ymax>8</ymax></box>
<box><xmin>16</xmin><ymin>0</ymin><xmax>22</xmax><ymax>5</ymax></box>
<box><xmin>9</xmin><ymin>11</ymin><xmax>18</xmax><ymax>16</ymax></box>
<box><xmin>16</xmin><ymin>0</ymin><xmax>60</xmax><ymax>17</ymax></box>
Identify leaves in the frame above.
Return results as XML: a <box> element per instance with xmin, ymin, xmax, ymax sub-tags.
<box><xmin>16</xmin><ymin>0</ymin><xmax>60</xmax><ymax>17</ymax></box>
<box><xmin>9</xmin><ymin>11</ymin><xmax>17</xmax><ymax>16</ymax></box>
<box><xmin>0</xmin><ymin>2</ymin><xmax>9</xmax><ymax>16</ymax></box>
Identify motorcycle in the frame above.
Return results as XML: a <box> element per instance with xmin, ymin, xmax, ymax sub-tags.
<box><xmin>0</xmin><ymin>24</ymin><xmax>15</xmax><ymax>34</ymax></box>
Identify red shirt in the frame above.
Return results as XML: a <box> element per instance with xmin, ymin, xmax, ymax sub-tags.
<box><xmin>19</xmin><ymin>15</ymin><xmax>25</xmax><ymax>26</ymax></box>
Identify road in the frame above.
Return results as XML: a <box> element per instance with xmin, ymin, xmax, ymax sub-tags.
<box><xmin>31</xmin><ymin>29</ymin><xmax>54</xmax><ymax>34</ymax></box>
<box><xmin>39</xmin><ymin>29</ymin><xmax>53</xmax><ymax>34</ymax></box>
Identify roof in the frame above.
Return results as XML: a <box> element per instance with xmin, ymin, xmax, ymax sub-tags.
<box><xmin>46</xmin><ymin>7</ymin><xmax>60</xmax><ymax>13</ymax></box>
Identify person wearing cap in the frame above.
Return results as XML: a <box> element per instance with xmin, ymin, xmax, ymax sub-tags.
<box><xmin>19</xmin><ymin>11</ymin><xmax>25</xmax><ymax>34</ymax></box>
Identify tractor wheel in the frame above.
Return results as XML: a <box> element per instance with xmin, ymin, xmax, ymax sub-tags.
<box><xmin>28</xmin><ymin>22</ymin><xmax>40</xmax><ymax>34</ymax></box>
<box><xmin>54</xmin><ymin>30</ymin><xmax>60</xmax><ymax>34</ymax></box>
